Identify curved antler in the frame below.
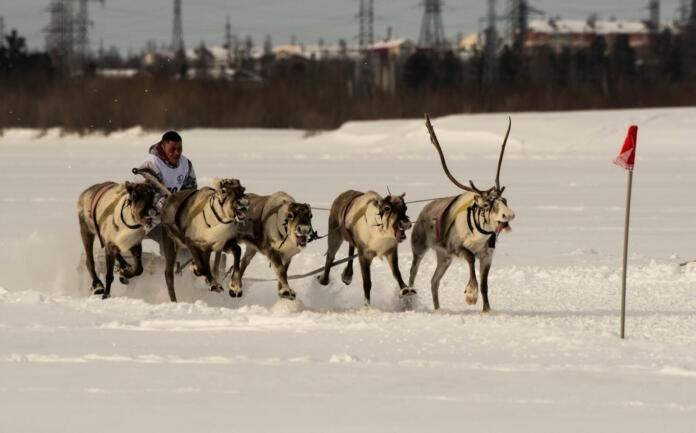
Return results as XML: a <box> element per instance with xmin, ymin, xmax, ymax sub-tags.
<box><xmin>424</xmin><ymin>114</ymin><xmax>475</xmax><ymax>193</ymax></box>
<box><xmin>132</xmin><ymin>167</ymin><xmax>171</xmax><ymax>196</ymax></box>
<box><xmin>495</xmin><ymin>116</ymin><xmax>512</xmax><ymax>193</ymax></box>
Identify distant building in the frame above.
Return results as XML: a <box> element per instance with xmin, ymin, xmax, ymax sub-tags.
<box><xmin>524</xmin><ymin>18</ymin><xmax>654</xmax><ymax>52</ymax></box>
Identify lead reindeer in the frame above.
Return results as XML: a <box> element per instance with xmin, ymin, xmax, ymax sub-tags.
<box><xmin>409</xmin><ymin>115</ymin><xmax>515</xmax><ymax>313</ymax></box>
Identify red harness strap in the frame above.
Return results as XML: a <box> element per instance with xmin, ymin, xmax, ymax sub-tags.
<box><xmin>90</xmin><ymin>182</ymin><xmax>118</xmax><ymax>248</ymax></box>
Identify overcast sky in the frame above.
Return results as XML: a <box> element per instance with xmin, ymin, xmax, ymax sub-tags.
<box><xmin>2</xmin><ymin>1</ymin><xmax>685</xmax><ymax>54</ymax></box>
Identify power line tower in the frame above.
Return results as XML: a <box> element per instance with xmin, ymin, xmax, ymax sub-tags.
<box><xmin>171</xmin><ymin>0</ymin><xmax>187</xmax><ymax>75</ymax></box>
<box><xmin>171</xmin><ymin>0</ymin><xmax>184</xmax><ymax>53</ymax></box>
<box><xmin>224</xmin><ymin>15</ymin><xmax>233</xmax><ymax>67</ymax></box>
<box><xmin>483</xmin><ymin>0</ymin><xmax>498</xmax><ymax>84</ymax></box>
<box><xmin>507</xmin><ymin>0</ymin><xmax>543</xmax><ymax>45</ymax></box>
<box><xmin>74</xmin><ymin>0</ymin><xmax>105</xmax><ymax>68</ymax></box>
<box><xmin>419</xmin><ymin>0</ymin><xmax>446</xmax><ymax>48</ymax></box>
<box><xmin>358</xmin><ymin>0</ymin><xmax>374</xmax><ymax>49</ymax></box>
<box><xmin>0</xmin><ymin>16</ymin><xmax>5</xmax><ymax>48</ymax></box>
<box><xmin>45</xmin><ymin>0</ymin><xmax>75</xmax><ymax>72</ymax></box>
<box><xmin>645</xmin><ymin>0</ymin><xmax>660</xmax><ymax>31</ymax></box>
<box><xmin>677</xmin><ymin>0</ymin><xmax>688</xmax><ymax>24</ymax></box>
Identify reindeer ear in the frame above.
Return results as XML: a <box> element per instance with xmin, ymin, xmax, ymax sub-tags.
<box><xmin>400</xmin><ymin>193</ymin><xmax>406</xmax><ymax>199</ymax></box>
<box><xmin>213</xmin><ymin>178</ymin><xmax>222</xmax><ymax>193</ymax></box>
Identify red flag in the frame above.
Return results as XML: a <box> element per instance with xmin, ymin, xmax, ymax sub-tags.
<box><xmin>614</xmin><ymin>125</ymin><xmax>638</xmax><ymax>171</ymax></box>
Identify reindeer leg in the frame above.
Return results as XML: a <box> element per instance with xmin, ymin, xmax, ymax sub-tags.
<box><xmin>463</xmin><ymin>249</ymin><xmax>479</xmax><ymax>306</ymax></box>
<box><xmin>102</xmin><ymin>245</ymin><xmax>117</xmax><ymax>300</ymax></box>
<box><xmin>387</xmin><ymin>247</ymin><xmax>413</xmax><ymax>297</ymax></box>
<box><xmin>193</xmin><ymin>248</ymin><xmax>222</xmax><ymax>293</ymax></box>
<box><xmin>163</xmin><ymin>229</ymin><xmax>178</xmax><ymax>302</ymax></box>
<box><xmin>430</xmin><ymin>251</ymin><xmax>452</xmax><ymax>310</ymax></box>
<box><xmin>79</xmin><ymin>219</ymin><xmax>103</xmax><ymax>295</ymax></box>
<box><xmin>270</xmin><ymin>251</ymin><xmax>295</xmax><ymax>300</ymax></box>
<box><xmin>318</xmin><ymin>229</ymin><xmax>343</xmax><ymax>286</ymax></box>
<box><xmin>341</xmin><ymin>245</ymin><xmax>355</xmax><ymax>285</ymax></box>
<box><xmin>118</xmin><ymin>244</ymin><xmax>144</xmax><ymax>283</ymax></box>
<box><xmin>358</xmin><ymin>253</ymin><xmax>374</xmax><ymax>306</ymax></box>
<box><xmin>479</xmin><ymin>255</ymin><xmax>493</xmax><ymax>314</ymax></box>
<box><xmin>408</xmin><ymin>217</ymin><xmax>428</xmax><ymax>288</ymax></box>
<box><xmin>227</xmin><ymin>241</ymin><xmax>245</xmax><ymax>298</ymax></box>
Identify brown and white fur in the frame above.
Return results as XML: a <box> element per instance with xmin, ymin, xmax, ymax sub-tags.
<box><xmin>408</xmin><ymin>190</ymin><xmax>514</xmax><ymax>312</ymax></box>
<box><xmin>232</xmin><ymin>192</ymin><xmax>315</xmax><ymax>300</ymax></box>
<box><xmin>317</xmin><ymin>190</ymin><xmax>413</xmax><ymax>306</ymax></box>
<box><xmin>161</xmin><ymin>179</ymin><xmax>249</xmax><ymax>302</ymax></box>
<box><xmin>77</xmin><ymin>181</ymin><xmax>157</xmax><ymax>299</ymax></box>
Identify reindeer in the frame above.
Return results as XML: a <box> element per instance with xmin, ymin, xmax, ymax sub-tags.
<box><xmin>409</xmin><ymin>115</ymin><xmax>515</xmax><ymax>313</ymax></box>
<box><xmin>77</xmin><ymin>181</ymin><xmax>158</xmax><ymax>299</ymax></box>
<box><xmin>160</xmin><ymin>179</ymin><xmax>249</xmax><ymax>302</ymax></box>
<box><xmin>317</xmin><ymin>190</ymin><xmax>413</xmax><ymax>306</ymax></box>
<box><xmin>231</xmin><ymin>192</ymin><xmax>316</xmax><ymax>300</ymax></box>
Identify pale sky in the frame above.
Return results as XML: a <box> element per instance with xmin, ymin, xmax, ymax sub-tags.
<box><xmin>2</xmin><ymin>1</ymin><xmax>685</xmax><ymax>54</ymax></box>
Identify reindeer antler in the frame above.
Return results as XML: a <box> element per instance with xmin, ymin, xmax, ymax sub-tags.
<box><xmin>132</xmin><ymin>168</ymin><xmax>171</xmax><ymax>196</ymax></box>
<box><xmin>495</xmin><ymin>117</ymin><xmax>512</xmax><ymax>193</ymax></box>
<box><xmin>424</xmin><ymin>114</ymin><xmax>475</xmax><ymax>193</ymax></box>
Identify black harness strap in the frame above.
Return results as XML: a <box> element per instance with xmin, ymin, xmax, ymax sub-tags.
<box><xmin>119</xmin><ymin>199</ymin><xmax>143</xmax><ymax>230</ymax></box>
<box><xmin>467</xmin><ymin>204</ymin><xmax>497</xmax><ymax>248</ymax></box>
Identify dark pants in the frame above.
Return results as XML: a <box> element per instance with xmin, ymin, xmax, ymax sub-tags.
<box><xmin>147</xmin><ymin>225</ymin><xmax>191</xmax><ymax>263</ymax></box>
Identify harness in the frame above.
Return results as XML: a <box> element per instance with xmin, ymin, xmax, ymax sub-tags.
<box><xmin>90</xmin><ymin>182</ymin><xmax>117</xmax><ymax>248</ymax></box>
<box><xmin>189</xmin><ymin>189</ymin><xmax>235</xmax><ymax>228</ymax></box>
<box><xmin>436</xmin><ymin>196</ymin><xmax>496</xmax><ymax>248</ymax></box>
<box><xmin>341</xmin><ymin>191</ymin><xmax>368</xmax><ymax>247</ymax></box>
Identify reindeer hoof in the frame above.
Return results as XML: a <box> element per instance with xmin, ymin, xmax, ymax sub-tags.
<box><xmin>279</xmin><ymin>289</ymin><xmax>296</xmax><ymax>300</ymax></box>
<box><xmin>119</xmin><ymin>276</ymin><xmax>130</xmax><ymax>285</ymax></box>
<box><xmin>465</xmin><ymin>289</ymin><xmax>478</xmax><ymax>305</ymax></box>
<box><xmin>91</xmin><ymin>282</ymin><xmax>105</xmax><ymax>295</ymax></box>
<box><xmin>341</xmin><ymin>272</ymin><xmax>353</xmax><ymax>286</ymax></box>
<box><xmin>209</xmin><ymin>283</ymin><xmax>224</xmax><ymax>293</ymax></box>
<box><xmin>191</xmin><ymin>264</ymin><xmax>202</xmax><ymax>277</ymax></box>
<box><xmin>101</xmin><ymin>293</ymin><xmax>111</xmax><ymax>300</ymax></box>
<box><xmin>399</xmin><ymin>287</ymin><xmax>416</xmax><ymax>298</ymax></box>
<box><xmin>316</xmin><ymin>275</ymin><xmax>329</xmax><ymax>286</ymax></box>
<box><xmin>228</xmin><ymin>289</ymin><xmax>243</xmax><ymax>298</ymax></box>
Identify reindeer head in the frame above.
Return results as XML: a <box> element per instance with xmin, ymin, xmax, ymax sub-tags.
<box><xmin>213</xmin><ymin>178</ymin><xmax>249</xmax><ymax>223</ymax></box>
<box><xmin>425</xmin><ymin>114</ymin><xmax>515</xmax><ymax>235</ymax></box>
<box><xmin>374</xmin><ymin>193</ymin><xmax>412</xmax><ymax>243</ymax></box>
<box><xmin>283</xmin><ymin>202</ymin><xmax>315</xmax><ymax>248</ymax></box>
<box><xmin>124</xmin><ymin>181</ymin><xmax>158</xmax><ymax>229</ymax></box>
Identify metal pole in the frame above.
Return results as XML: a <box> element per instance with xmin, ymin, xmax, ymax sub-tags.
<box><xmin>620</xmin><ymin>170</ymin><xmax>633</xmax><ymax>339</ymax></box>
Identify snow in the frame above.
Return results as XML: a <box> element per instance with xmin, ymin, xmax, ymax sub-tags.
<box><xmin>1</xmin><ymin>107</ymin><xmax>695</xmax><ymax>432</ymax></box>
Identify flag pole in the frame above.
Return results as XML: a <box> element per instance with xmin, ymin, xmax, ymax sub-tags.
<box><xmin>620</xmin><ymin>169</ymin><xmax>633</xmax><ymax>339</ymax></box>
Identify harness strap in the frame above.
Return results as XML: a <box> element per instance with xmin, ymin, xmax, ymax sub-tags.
<box><xmin>341</xmin><ymin>192</ymin><xmax>366</xmax><ymax>247</ymax></box>
<box><xmin>118</xmin><ymin>199</ymin><xmax>142</xmax><ymax>230</ymax></box>
<box><xmin>90</xmin><ymin>182</ymin><xmax>118</xmax><ymax>248</ymax></box>
<box><xmin>436</xmin><ymin>196</ymin><xmax>474</xmax><ymax>243</ymax></box>
<box><xmin>466</xmin><ymin>205</ymin><xmax>497</xmax><ymax>249</ymax></box>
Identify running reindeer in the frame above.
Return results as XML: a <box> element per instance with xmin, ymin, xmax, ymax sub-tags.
<box><xmin>77</xmin><ymin>180</ymin><xmax>159</xmax><ymax>299</ymax></box>
<box><xmin>231</xmin><ymin>192</ymin><xmax>316</xmax><ymax>300</ymax></box>
<box><xmin>160</xmin><ymin>178</ymin><xmax>249</xmax><ymax>302</ymax></box>
<box><xmin>317</xmin><ymin>190</ymin><xmax>413</xmax><ymax>306</ymax></box>
<box><xmin>409</xmin><ymin>115</ymin><xmax>515</xmax><ymax>313</ymax></box>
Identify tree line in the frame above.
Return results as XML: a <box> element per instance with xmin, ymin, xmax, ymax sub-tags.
<box><xmin>2</xmin><ymin>27</ymin><xmax>696</xmax><ymax>133</ymax></box>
